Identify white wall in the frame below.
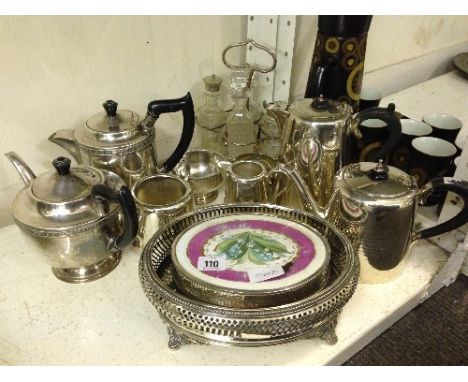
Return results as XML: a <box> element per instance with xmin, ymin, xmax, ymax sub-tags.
<box><xmin>0</xmin><ymin>16</ymin><xmax>246</xmax><ymax>179</ymax></box>
<box><xmin>0</xmin><ymin>15</ymin><xmax>246</xmax><ymax>226</ymax></box>
<box><xmin>1</xmin><ymin>15</ymin><xmax>468</xmax><ymax>227</ymax></box>
<box><xmin>290</xmin><ymin>15</ymin><xmax>468</xmax><ymax>98</ymax></box>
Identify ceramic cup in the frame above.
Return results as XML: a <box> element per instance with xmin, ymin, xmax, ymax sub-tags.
<box><xmin>131</xmin><ymin>174</ymin><xmax>192</xmax><ymax>248</ymax></box>
<box><xmin>410</xmin><ymin>136</ymin><xmax>457</xmax><ymax>207</ymax></box>
<box><xmin>408</xmin><ymin>136</ymin><xmax>457</xmax><ymax>206</ymax></box>
<box><xmin>445</xmin><ymin>134</ymin><xmax>468</xmax><ymax>179</ymax></box>
<box><xmin>423</xmin><ymin>113</ymin><xmax>463</xmax><ymax>144</ymax></box>
<box><xmin>355</xmin><ymin>118</ymin><xmax>389</xmax><ymax>162</ymax></box>
<box><xmin>410</xmin><ymin>136</ymin><xmax>457</xmax><ymax>186</ymax></box>
<box><xmin>455</xmin><ymin>134</ymin><xmax>467</xmax><ymax>157</ymax></box>
<box><xmin>359</xmin><ymin>87</ymin><xmax>383</xmax><ymax>111</ymax></box>
<box><xmin>390</xmin><ymin>119</ymin><xmax>433</xmax><ymax>171</ymax></box>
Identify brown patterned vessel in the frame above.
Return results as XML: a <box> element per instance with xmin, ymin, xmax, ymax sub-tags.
<box><xmin>305</xmin><ymin>16</ymin><xmax>373</xmax><ymax>111</ymax></box>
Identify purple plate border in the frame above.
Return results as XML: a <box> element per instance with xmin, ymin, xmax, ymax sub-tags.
<box><xmin>184</xmin><ymin>219</ymin><xmax>317</xmax><ymax>283</ymax></box>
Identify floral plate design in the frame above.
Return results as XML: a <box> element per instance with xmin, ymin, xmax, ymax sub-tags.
<box><xmin>172</xmin><ymin>213</ymin><xmax>330</xmax><ymax>292</ymax></box>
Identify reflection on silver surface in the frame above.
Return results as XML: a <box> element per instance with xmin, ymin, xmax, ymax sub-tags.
<box><xmin>174</xmin><ymin>149</ymin><xmax>225</xmax><ymax>206</ymax></box>
<box><xmin>224</xmin><ymin>160</ymin><xmax>268</xmax><ymax>203</ymax></box>
<box><xmin>131</xmin><ymin>174</ymin><xmax>192</xmax><ymax>248</ymax></box>
<box><xmin>6</xmin><ymin>152</ymin><xmax>129</xmax><ymax>283</ymax></box>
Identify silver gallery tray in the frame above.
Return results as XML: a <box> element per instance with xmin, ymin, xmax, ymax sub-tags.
<box><xmin>139</xmin><ymin>204</ymin><xmax>360</xmax><ymax>350</ymax></box>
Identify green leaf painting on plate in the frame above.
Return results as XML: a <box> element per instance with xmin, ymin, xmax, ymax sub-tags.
<box><xmin>215</xmin><ymin>231</ymin><xmax>290</xmax><ymax>265</ymax></box>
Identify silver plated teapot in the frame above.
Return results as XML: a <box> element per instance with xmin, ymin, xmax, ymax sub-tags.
<box><xmin>49</xmin><ymin>93</ymin><xmax>195</xmax><ymax>187</ymax></box>
<box><xmin>6</xmin><ymin>152</ymin><xmax>138</xmax><ymax>283</ymax></box>
<box><xmin>282</xmin><ymin>160</ymin><xmax>468</xmax><ymax>283</ymax></box>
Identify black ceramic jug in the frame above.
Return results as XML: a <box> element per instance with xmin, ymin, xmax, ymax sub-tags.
<box><xmin>304</xmin><ymin>15</ymin><xmax>373</xmax><ymax>111</ymax></box>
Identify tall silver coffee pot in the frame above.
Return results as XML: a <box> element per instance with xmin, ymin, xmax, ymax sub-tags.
<box><xmin>49</xmin><ymin>94</ymin><xmax>195</xmax><ymax>187</ymax></box>
<box><xmin>268</xmin><ymin>96</ymin><xmax>401</xmax><ymax>208</ymax></box>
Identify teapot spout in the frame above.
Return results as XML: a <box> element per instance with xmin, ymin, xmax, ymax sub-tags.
<box><xmin>48</xmin><ymin>129</ymin><xmax>81</xmax><ymax>162</ymax></box>
<box><xmin>5</xmin><ymin>151</ymin><xmax>36</xmax><ymax>186</ymax></box>
<box><xmin>276</xmin><ymin>163</ymin><xmax>332</xmax><ymax>220</ymax></box>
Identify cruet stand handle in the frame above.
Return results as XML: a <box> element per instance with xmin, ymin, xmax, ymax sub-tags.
<box><xmin>222</xmin><ymin>38</ymin><xmax>277</xmax><ymax>88</ymax></box>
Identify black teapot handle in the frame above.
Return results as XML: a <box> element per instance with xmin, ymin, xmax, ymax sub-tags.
<box><xmin>91</xmin><ymin>185</ymin><xmax>138</xmax><ymax>251</ymax></box>
<box><xmin>304</xmin><ymin>55</ymin><xmax>338</xmax><ymax>98</ymax></box>
<box><xmin>416</xmin><ymin>178</ymin><xmax>468</xmax><ymax>240</ymax></box>
<box><xmin>146</xmin><ymin>92</ymin><xmax>195</xmax><ymax>172</ymax></box>
<box><xmin>355</xmin><ymin>103</ymin><xmax>402</xmax><ymax>162</ymax></box>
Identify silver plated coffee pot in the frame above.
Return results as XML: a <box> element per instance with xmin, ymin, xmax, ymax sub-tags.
<box><xmin>49</xmin><ymin>93</ymin><xmax>195</xmax><ymax>187</ymax></box>
<box><xmin>268</xmin><ymin>96</ymin><xmax>401</xmax><ymax>208</ymax></box>
<box><xmin>281</xmin><ymin>160</ymin><xmax>468</xmax><ymax>283</ymax></box>
<box><xmin>6</xmin><ymin>152</ymin><xmax>138</xmax><ymax>283</ymax></box>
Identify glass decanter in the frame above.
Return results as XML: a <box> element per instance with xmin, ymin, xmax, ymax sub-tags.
<box><xmin>223</xmin><ymin>71</ymin><xmax>258</xmax><ymax>159</ymax></box>
<box><xmin>195</xmin><ymin>74</ymin><xmax>226</xmax><ymax>130</ymax></box>
<box><xmin>222</xmin><ymin>39</ymin><xmax>277</xmax><ymax>124</ymax></box>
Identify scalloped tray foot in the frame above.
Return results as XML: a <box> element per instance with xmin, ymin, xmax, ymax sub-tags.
<box><xmin>167</xmin><ymin>326</ymin><xmax>198</xmax><ymax>350</ymax></box>
<box><xmin>315</xmin><ymin>317</ymin><xmax>338</xmax><ymax>344</ymax></box>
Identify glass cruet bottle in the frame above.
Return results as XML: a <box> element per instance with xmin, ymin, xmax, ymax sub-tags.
<box><xmin>256</xmin><ymin>101</ymin><xmax>287</xmax><ymax>159</ymax></box>
<box><xmin>195</xmin><ymin>74</ymin><xmax>227</xmax><ymax>130</ymax></box>
<box><xmin>224</xmin><ymin>72</ymin><xmax>258</xmax><ymax>159</ymax></box>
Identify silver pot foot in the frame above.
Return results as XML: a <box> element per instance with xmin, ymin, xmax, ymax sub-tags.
<box><xmin>51</xmin><ymin>252</ymin><xmax>121</xmax><ymax>283</ymax></box>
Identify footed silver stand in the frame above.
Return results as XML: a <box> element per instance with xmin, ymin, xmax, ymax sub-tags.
<box><xmin>164</xmin><ymin>313</ymin><xmax>339</xmax><ymax>350</ymax></box>
<box><xmin>139</xmin><ymin>204</ymin><xmax>359</xmax><ymax>349</ymax></box>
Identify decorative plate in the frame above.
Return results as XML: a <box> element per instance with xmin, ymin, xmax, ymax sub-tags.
<box><xmin>171</xmin><ymin>213</ymin><xmax>330</xmax><ymax>308</ymax></box>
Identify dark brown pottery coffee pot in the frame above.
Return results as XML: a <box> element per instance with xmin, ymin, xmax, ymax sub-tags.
<box><xmin>304</xmin><ymin>15</ymin><xmax>373</xmax><ymax>111</ymax></box>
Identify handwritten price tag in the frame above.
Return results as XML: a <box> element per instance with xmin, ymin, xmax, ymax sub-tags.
<box><xmin>197</xmin><ymin>256</ymin><xmax>227</xmax><ymax>271</ymax></box>
<box><xmin>248</xmin><ymin>265</ymin><xmax>285</xmax><ymax>283</ymax></box>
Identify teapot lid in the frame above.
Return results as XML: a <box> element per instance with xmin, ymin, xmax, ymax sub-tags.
<box><xmin>31</xmin><ymin>157</ymin><xmax>102</xmax><ymax>203</ymax></box>
<box><xmin>288</xmin><ymin>96</ymin><xmax>351</xmax><ymax>122</ymax></box>
<box><xmin>335</xmin><ymin>160</ymin><xmax>418</xmax><ymax>206</ymax></box>
<box><xmin>12</xmin><ymin>157</ymin><xmax>120</xmax><ymax>233</ymax></box>
<box><xmin>75</xmin><ymin>100</ymin><xmax>145</xmax><ymax>150</ymax></box>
